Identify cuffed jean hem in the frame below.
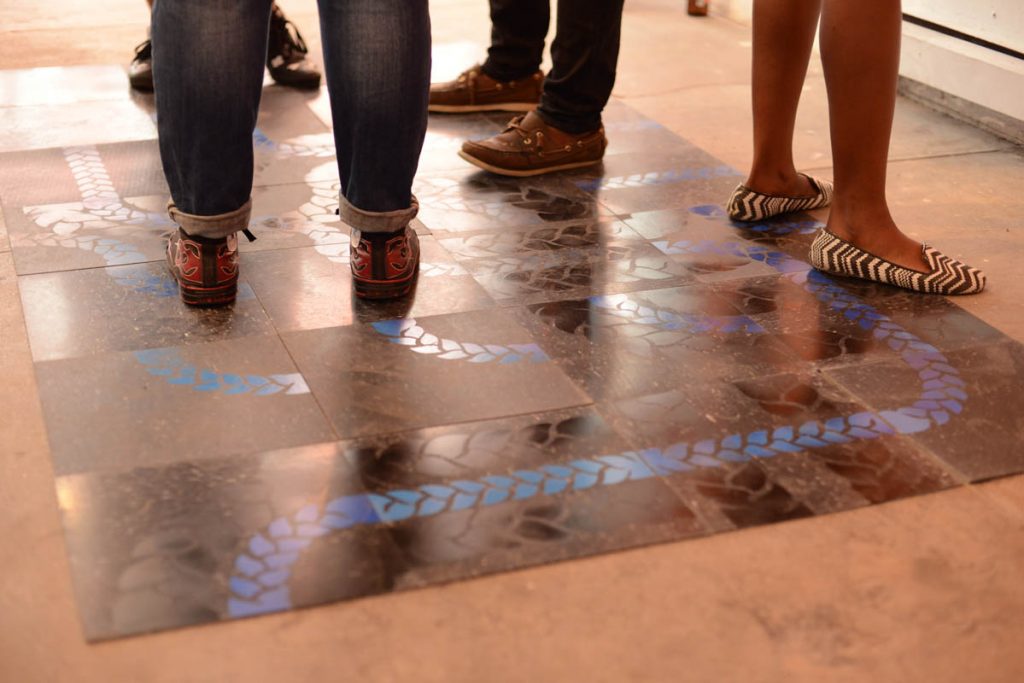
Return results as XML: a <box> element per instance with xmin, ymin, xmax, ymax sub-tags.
<box><xmin>338</xmin><ymin>194</ymin><xmax>419</xmax><ymax>233</ymax></box>
<box><xmin>168</xmin><ymin>199</ymin><xmax>252</xmax><ymax>239</ymax></box>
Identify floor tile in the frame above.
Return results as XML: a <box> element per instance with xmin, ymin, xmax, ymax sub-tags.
<box><xmin>56</xmin><ymin>406</ymin><xmax>706</xmax><ymax>640</ymax></box>
<box><xmin>0</xmin><ymin>64</ymin><xmax>131</xmax><ymax>107</ymax></box>
<box><xmin>246</xmin><ymin>237</ymin><xmax>492</xmax><ymax>333</ymax></box>
<box><xmin>414</xmin><ymin>169</ymin><xmax>605</xmax><ymax>233</ymax></box>
<box><xmin>37</xmin><ymin>334</ymin><xmax>334</xmax><ymax>475</ymax></box>
<box><xmin>19</xmin><ymin>262</ymin><xmax>272</xmax><ymax>362</ymax></box>
<box><xmin>467</xmin><ymin>239</ymin><xmax>694</xmax><ymax>306</ymax></box>
<box><xmin>0</xmin><ymin>204</ymin><xmax>8</xmax><ymax>253</ymax></box>
<box><xmin>826</xmin><ymin>340</ymin><xmax>1024</xmax><ymax>482</ymax></box>
<box><xmin>282</xmin><ymin>309</ymin><xmax>591</xmax><ymax>439</ymax></box>
<box><xmin>0</xmin><ymin>98</ymin><xmax>156</xmax><ymax>153</ymax></box>
<box><xmin>517</xmin><ymin>284</ymin><xmax>801</xmax><ymax>401</ymax></box>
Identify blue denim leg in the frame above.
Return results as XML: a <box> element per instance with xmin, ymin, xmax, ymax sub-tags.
<box><xmin>152</xmin><ymin>0</ymin><xmax>272</xmax><ymax>236</ymax></box>
<box><xmin>318</xmin><ymin>0</ymin><xmax>431</xmax><ymax>232</ymax></box>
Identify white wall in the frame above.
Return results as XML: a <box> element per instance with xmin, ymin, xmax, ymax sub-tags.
<box><xmin>711</xmin><ymin>0</ymin><xmax>1024</xmax><ymax>123</ymax></box>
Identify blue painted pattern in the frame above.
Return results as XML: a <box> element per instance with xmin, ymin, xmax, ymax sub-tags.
<box><xmin>575</xmin><ymin>166</ymin><xmax>743</xmax><ymax>192</ymax></box>
<box><xmin>226</xmin><ymin>208</ymin><xmax>966</xmax><ymax>618</ymax></box>
<box><xmin>135</xmin><ymin>348</ymin><xmax>310</xmax><ymax>396</ymax></box>
<box><xmin>371</xmin><ymin>318</ymin><xmax>551</xmax><ymax>364</ymax></box>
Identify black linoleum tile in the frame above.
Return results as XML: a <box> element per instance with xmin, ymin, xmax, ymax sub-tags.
<box><xmin>282</xmin><ymin>309</ymin><xmax>591</xmax><ymax>439</ymax></box>
<box><xmin>826</xmin><ymin>340</ymin><xmax>1024</xmax><ymax>482</ymax></box>
<box><xmin>19</xmin><ymin>262</ymin><xmax>272</xmax><ymax>362</ymax></box>
<box><xmin>37</xmin><ymin>335</ymin><xmax>334</xmax><ymax>475</ymax></box>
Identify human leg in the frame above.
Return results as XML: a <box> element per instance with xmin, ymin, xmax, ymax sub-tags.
<box><xmin>318</xmin><ymin>0</ymin><xmax>431</xmax><ymax>298</ymax></box>
<box><xmin>536</xmin><ymin>0</ymin><xmax>625</xmax><ymax>134</ymax></box>
<box><xmin>818</xmin><ymin>0</ymin><xmax>924</xmax><ymax>271</ymax></box>
<box><xmin>152</xmin><ymin>0</ymin><xmax>271</xmax><ymax>305</ymax></box>
<box><xmin>482</xmin><ymin>0</ymin><xmax>550</xmax><ymax>82</ymax></box>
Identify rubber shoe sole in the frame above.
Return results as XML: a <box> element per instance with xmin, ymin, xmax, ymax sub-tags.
<box><xmin>457</xmin><ymin>149</ymin><xmax>602</xmax><ymax>177</ymax></box>
<box><xmin>429</xmin><ymin>101</ymin><xmax>536</xmax><ymax>114</ymax></box>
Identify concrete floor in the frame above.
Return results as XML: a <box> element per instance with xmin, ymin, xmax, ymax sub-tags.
<box><xmin>2</xmin><ymin>0</ymin><xmax>1023</xmax><ymax>680</ymax></box>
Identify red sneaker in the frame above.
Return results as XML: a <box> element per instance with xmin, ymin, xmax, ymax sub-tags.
<box><xmin>349</xmin><ymin>226</ymin><xmax>420</xmax><ymax>300</ymax></box>
<box><xmin>166</xmin><ymin>228</ymin><xmax>239</xmax><ymax>307</ymax></box>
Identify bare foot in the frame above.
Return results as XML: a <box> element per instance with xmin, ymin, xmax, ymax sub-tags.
<box><xmin>744</xmin><ymin>169</ymin><xmax>817</xmax><ymax>198</ymax></box>
<box><xmin>827</xmin><ymin>216</ymin><xmax>930</xmax><ymax>273</ymax></box>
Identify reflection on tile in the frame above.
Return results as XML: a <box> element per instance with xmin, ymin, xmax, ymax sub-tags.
<box><xmin>520</xmin><ymin>285</ymin><xmax>799</xmax><ymax>400</ymax></box>
<box><xmin>19</xmin><ymin>262</ymin><xmax>271</xmax><ymax>362</ymax></box>
<box><xmin>0</xmin><ymin>99</ymin><xmax>156</xmax><ymax>153</ymax></box>
<box><xmin>467</xmin><ymin>239</ymin><xmax>694</xmax><ymax>305</ymax></box>
<box><xmin>283</xmin><ymin>310</ymin><xmax>590</xmax><ymax>439</ymax></box>
<box><xmin>59</xmin><ymin>408</ymin><xmax>706</xmax><ymax>639</ymax></box>
<box><xmin>437</xmin><ymin>218</ymin><xmax>643</xmax><ymax>260</ymax></box>
<box><xmin>827</xmin><ymin>341</ymin><xmax>1024</xmax><ymax>482</ymax></box>
<box><xmin>38</xmin><ymin>336</ymin><xmax>334</xmax><ymax>476</ymax></box>
<box><xmin>0</xmin><ymin>65</ymin><xmax>131</xmax><ymax>107</ymax></box>
<box><xmin>245</xmin><ymin>237</ymin><xmax>493</xmax><ymax>332</ymax></box>
<box><xmin>415</xmin><ymin>170</ymin><xmax>604</xmax><ymax>233</ymax></box>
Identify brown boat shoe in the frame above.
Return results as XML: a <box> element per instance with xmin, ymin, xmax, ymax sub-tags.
<box><xmin>458</xmin><ymin>111</ymin><xmax>607</xmax><ymax>177</ymax></box>
<box><xmin>429</xmin><ymin>65</ymin><xmax>543</xmax><ymax>113</ymax></box>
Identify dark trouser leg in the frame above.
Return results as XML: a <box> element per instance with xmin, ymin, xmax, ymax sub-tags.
<box><xmin>152</xmin><ymin>0</ymin><xmax>271</xmax><ymax>236</ymax></box>
<box><xmin>318</xmin><ymin>0</ymin><xmax>430</xmax><ymax>231</ymax></box>
<box><xmin>537</xmin><ymin>0</ymin><xmax>625</xmax><ymax>134</ymax></box>
<box><xmin>482</xmin><ymin>0</ymin><xmax>550</xmax><ymax>82</ymax></box>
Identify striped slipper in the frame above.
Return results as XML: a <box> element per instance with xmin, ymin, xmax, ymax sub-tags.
<box><xmin>809</xmin><ymin>229</ymin><xmax>986</xmax><ymax>295</ymax></box>
<box><xmin>727</xmin><ymin>174</ymin><xmax>834</xmax><ymax>222</ymax></box>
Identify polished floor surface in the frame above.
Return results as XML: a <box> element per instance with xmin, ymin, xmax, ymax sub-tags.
<box><xmin>3</xmin><ymin>0</ymin><xmax>1024</xmax><ymax>680</ymax></box>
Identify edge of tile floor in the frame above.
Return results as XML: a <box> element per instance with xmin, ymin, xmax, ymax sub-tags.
<box><xmin>3</xmin><ymin>0</ymin><xmax>1024</xmax><ymax>680</ymax></box>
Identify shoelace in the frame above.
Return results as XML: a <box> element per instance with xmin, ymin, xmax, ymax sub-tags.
<box><xmin>506</xmin><ymin>116</ymin><xmax>544</xmax><ymax>148</ymax></box>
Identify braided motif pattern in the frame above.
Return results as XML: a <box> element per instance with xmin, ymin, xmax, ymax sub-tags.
<box><xmin>135</xmin><ymin>349</ymin><xmax>310</xmax><ymax>396</ymax></box>
<box><xmin>590</xmin><ymin>293</ymin><xmax>765</xmax><ymax>335</ymax></box>
<box><xmin>252</xmin><ymin>128</ymin><xmax>335</xmax><ymax>158</ymax></box>
<box><xmin>371</xmin><ymin>318</ymin><xmax>549</xmax><ymax>364</ymax></box>
<box><xmin>227</xmin><ymin>210</ymin><xmax>967</xmax><ymax>617</ymax></box>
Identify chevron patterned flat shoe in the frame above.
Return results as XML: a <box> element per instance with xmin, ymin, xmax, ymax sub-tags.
<box><xmin>727</xmin><ymin>174</ymin><xmax>834</xmax><ymax>222</ymax></box>
<box><xmin>809</xmin><ymin>229</ymin><xmax>986</xmax><ymax>295</ymax></box>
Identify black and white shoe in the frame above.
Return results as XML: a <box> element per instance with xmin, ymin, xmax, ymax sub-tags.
<box><xmin>727</xmin><ymin>174</ymin><xmax>834</xmax><ymax>222</ymax></box>
<box><xmin>809</xmin><ymin>229</ymin><xmax>986</xmax><ymax>295</ymax></box>
<box><xmin>267</xmin><ymin>5</ymin><xmax>321</xmax><ymax>90</ymax></box>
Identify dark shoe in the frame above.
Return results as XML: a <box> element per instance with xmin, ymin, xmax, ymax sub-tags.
<box><xmin>267</xmin><ymin>5</ymin><xmax>321</xmax><ymax>90</ymax></box>
<box><xmin>429</xmin><ymin>65</ymin><xmax>543</xmax><ymax>113</ymax></box>
<box><xmin>459</xmin><ymin>110</ymin><xmax>606</xmax><ymax>177</ymax></box>
<box><xmin>166</xmin><ymin>228</ymin><xmax>239</xmax><ymax>306</ymax></box>
<box><xmin>128</xmin><ymin>39</ymin><xmax>154</xmax><ymax>92</ymax></box>
<box><xmin>350</xmin><ymin>226</ymin><xmax>420</xmax><ymax>300</ymax></box>
<box><xmin>727</xmin><ymin>174</ymin><xmax>834</xmax><ymax>222</ymax></box>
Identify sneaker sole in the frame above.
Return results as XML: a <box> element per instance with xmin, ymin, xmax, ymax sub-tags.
<box><xmin>352</xmin><ymin>264</ymin><xmax>419</xmax><ymax>300</ymax></box>
<box><xmin>429</xmin><ymin>102</ymin><xmax>536</xmax><ymax>114</ymax></box>
<box><xmin>178</xmin><ymin>282</ymin><xmax>237</xmax><ymax>307</ymax></box>
<box><xmin>457</xmin><ymin>150</ymin><xmax>602</xmax><ymax>177</ymax></box>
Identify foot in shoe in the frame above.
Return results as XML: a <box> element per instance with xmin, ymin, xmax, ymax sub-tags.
<box><xmin>459</xmin><ymin>110</ymin><xmax>606</xmax><ymax>177</ymax></box>
<box><xmin>727</xmin><ymin>173</ymin><xmax>833</xmax><ymax>222</ymax></box>
<box><xmin>809</xmin><ymin>229</ymin><xmax>986</xmax><ymax>295</ymax></box>
<box><xmin>350</xmin><ymin>225</ymin><xmax>420</xmax><ymax>300</ymax></box>
<box><xmin>128</xmin><ymin>39</ymin><xmax>153</xmax><ymax>92</ymax></box>
<box><xmin>267</xmin><ymin>5</ymin><xmax>321</xmax><ymax>90</ymax></box>
<box><xmin>429</xmin><ymin>65</ymin><xmax>543</xmax><ymax>113</ymax></box>
<box><xmin>166</xmin><ymin>228</ymin><xmax>240</xmax><ymax>307</ymax></box>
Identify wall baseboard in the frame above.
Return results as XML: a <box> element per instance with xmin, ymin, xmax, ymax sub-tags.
<box><xmin>898</xmin><ymin>76</ymin><xmax>1024</xmax><ymax>147</ymax></box>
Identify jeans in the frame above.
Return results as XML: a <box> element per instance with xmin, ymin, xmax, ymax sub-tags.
<box><xmin>481</xmin><ymin>0</ymin><xmax>624</xmax><ymax>135</ymax></box>
<box><xmin>152</xmin><ymin>0</ymin><xmax>430</xmax><ymax>238</ymax></box>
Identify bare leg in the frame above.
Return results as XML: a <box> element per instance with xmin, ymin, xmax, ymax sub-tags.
<box><xmin>745</xmin><ymin>0</ymin><xmax>820</xmax><ymax>197</ymax></box>
<box><xmin>820</xmin><ymin>0</ymin><xmax>927</xmax><ymax>271</ymax></box>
